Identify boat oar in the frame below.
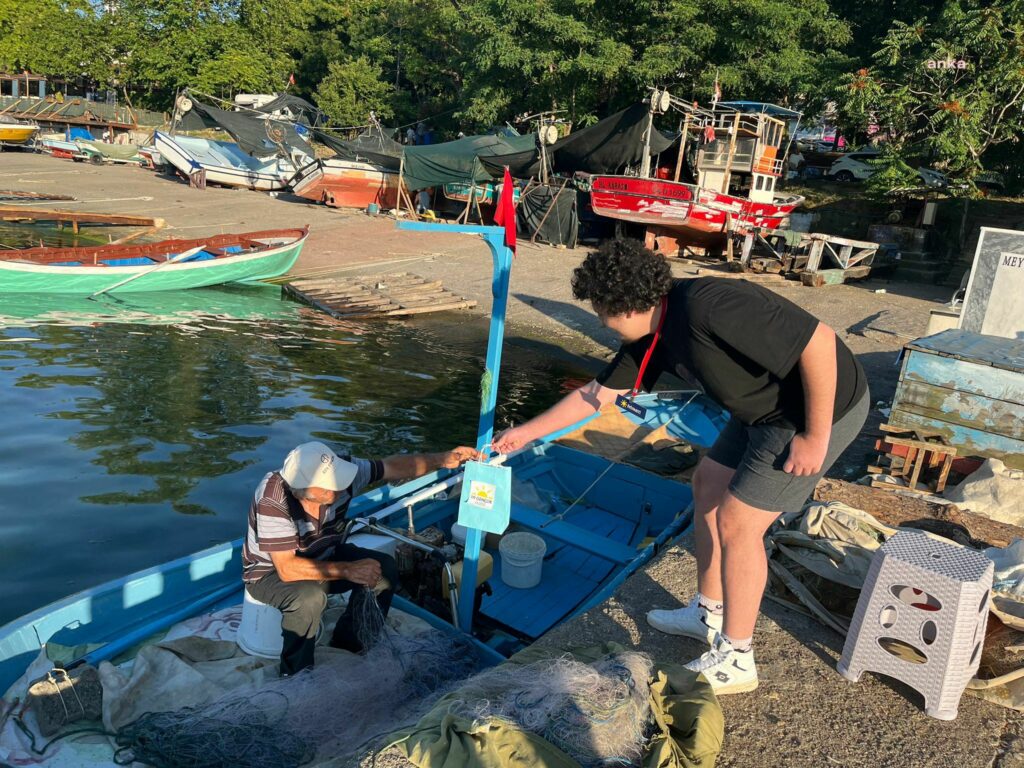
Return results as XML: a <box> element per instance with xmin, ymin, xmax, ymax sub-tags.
<box><xmin>89</xmin><ymin>244</ymin><xmax>207</xmax><ymax>298</ymax></box>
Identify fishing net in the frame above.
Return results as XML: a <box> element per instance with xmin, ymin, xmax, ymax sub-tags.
<box><xmin>447</xmin><ymin>651</ymin><xmax>655</xmax><ymax>768</ymax></box>
<box><xmin>114</xmin><ymin>589</ymin><xmax>483</xmax><ymax>768</ymax></box>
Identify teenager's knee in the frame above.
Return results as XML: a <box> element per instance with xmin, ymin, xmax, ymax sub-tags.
<box><xmin>693</xmin><ymin>460</ymin><xmax>732</xmax><ymax>512</ymax></box>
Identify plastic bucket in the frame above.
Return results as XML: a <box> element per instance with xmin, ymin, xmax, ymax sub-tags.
<box><xmin>366</xmin><ymin>202</ymin><xmax>380</xmax><ymax>216</ymax></box>
<box><xmin>346</xmin><ymin>532</ymin><xmax>398</xmax><ymax>560</ymax></box>
<box><xmin>499</xmin><ymin>532</ymin><xmax>547</xmax><ymax>589</ymax></box>
<box><xmin>237</xmin><ymin>588</ymin><xmax>323</xmax><ymax>659</ymax></box>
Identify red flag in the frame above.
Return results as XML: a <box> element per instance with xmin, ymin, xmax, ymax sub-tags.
<box><xmin>494</xmin><ymin>167</ymin><xmax>517</xmax><ymax>255</ymax></box>
<box><xmin>288</xmin><ymin>73</ymin><xmax>296</xmax><ymax>87</ymax></box>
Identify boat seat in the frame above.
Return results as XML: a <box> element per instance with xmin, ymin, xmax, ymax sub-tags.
<box><xmin>509</xmin><ymin>503</ymin><xmax>636</xmax><ymax>564</ymax></box>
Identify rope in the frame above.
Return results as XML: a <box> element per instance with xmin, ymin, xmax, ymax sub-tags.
<box><xmin>540</xmin><ymin>390</ymin><xmax>698</xmax><ymax>528</ymax></box>
<box><xmin>13</xmin><ymin>716</ymin><xmax>114</xmax><ymax>757</ymax></box>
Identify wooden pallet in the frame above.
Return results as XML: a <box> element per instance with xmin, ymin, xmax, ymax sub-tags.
<box><xmin>283</xmin><ymin>272</ymin><xmax>477</xmax><ymax>319</ymax></box>
<box><xmin>869</xmin><ymin>423</ymin><xmax>958</xmax><ymax>495</ymax></box>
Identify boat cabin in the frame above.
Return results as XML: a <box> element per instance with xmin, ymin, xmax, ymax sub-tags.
<box><xmin>694</xmin><ymin>102</ymin><xmax>799</xmax><ymax>203</ymax></box>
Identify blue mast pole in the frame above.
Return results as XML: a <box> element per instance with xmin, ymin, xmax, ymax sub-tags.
<box><xmin>396</xmin><ymin>221</ymin><xmax>512</xmax><ymax>634</ymax></box>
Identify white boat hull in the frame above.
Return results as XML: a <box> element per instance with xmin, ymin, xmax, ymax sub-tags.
<box><xmin>154</xmin><ymin>131</ymin><xmax>294</xmax><ymax>191</ymax></box>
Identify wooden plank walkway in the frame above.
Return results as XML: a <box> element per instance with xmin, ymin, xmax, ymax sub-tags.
<box><xmin>282</xmin><ymin>272</ymin><xmax>477</xmax><ymax>319</ymax></box>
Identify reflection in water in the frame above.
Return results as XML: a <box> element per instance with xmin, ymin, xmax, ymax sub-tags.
<box><xmin>0</xmin><ymin>221</ymin><xmax>112</xmax><ymax>250</ymax></box>
<box><xmin>0</xmin><ymin>286</ymin><xmax>589</xmax><ymax>624</ymax></box>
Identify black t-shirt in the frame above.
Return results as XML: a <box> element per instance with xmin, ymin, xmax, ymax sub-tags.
<box><xmin>597</xmin><ymin>278</ymin><xmax>867</xmax><ymax>429</ymax></box>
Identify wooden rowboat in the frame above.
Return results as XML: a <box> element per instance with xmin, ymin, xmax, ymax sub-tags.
<box><xmin>0</xmin><ymin>228</ymin><xmax>308</xmax><ymax>293</ymax></box>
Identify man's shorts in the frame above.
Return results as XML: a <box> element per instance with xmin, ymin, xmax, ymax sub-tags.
<box><xmin>706</xmin><ymin>390</ymin><xmax>869</xmax><ymax>513</ymax></box>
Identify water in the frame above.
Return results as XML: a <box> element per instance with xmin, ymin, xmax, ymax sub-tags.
<box><xmin>0</xmin><ymin>284</ymin><xmax>590</xmax><ymax>625</ymax></box>
<box><xmin>0</xmin><ymin>221</ymin><xmax>112</xmax><ymax>249</ymax></box>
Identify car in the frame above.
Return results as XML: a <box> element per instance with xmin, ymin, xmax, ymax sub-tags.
<box><xmin>828</xmin><ymin>149</ymin><xmax>947</xmax><ymax>188</ymax></box>
<box><xmin>827</xmin><ymin>149</ymin><xmax>882</xmax><ymax>182</ymax></box>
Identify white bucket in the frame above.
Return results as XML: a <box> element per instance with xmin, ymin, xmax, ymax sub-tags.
<box><xmin>347</xmin><ymin>532</ymin><xmax>398</xmax><ymax>559</ymax></box>
<box><xmin>238</xmin><ymin>588</ymin><xmax>286</xmax><ymax>659</ymax></box>
<box><xmin>499</xmin><ymin>532</ymin><xmax>547</xmax><ymax>589</ymax></box>
<box><xmin>237</xmin><ymin>588</ymin><xmax>324</xmax><ymax>659</ymax></box>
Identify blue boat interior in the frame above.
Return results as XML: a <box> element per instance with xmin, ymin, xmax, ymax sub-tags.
<box><xmin>364</xmin><ymin>441</ymin><xmax>696</xmax><ymax>651</ymax></box>
<box><xmin>49</xmin><ymin>245</ymin><xmax>244</xmax><ymax>268</ymax></box>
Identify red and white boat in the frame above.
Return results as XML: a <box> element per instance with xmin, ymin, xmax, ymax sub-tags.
<box><xmin>590</xmin><ymin>96</ymin><xmax>804</xmax><ymax>247</ymax></box>
<box><xmin>289</xmin><ymin>157</ymin><xmax>401</xmax><ymax>210</ymax></box>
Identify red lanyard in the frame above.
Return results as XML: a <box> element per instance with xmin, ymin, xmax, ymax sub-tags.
<box><xmin>631</xmin><ymin>296</ymin><xmax>668</xmax><ymax>396</ymax></box>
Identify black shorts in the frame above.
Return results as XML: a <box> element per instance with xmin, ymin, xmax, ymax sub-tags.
<box><xmin>705</xmin><ymin>390</ymin><xmax>869</xmax><ymax>513</ymax></box>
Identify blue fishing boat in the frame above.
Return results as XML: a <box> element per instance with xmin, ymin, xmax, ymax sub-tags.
<box><xmin>0</xmin><ymin>221</ymin><xmax>725</xmax><ymax>765</ymax></box>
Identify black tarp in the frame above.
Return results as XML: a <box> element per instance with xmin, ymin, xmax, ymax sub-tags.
<box><xmin>517</xmin><ymin>183</ymin><xmax>578</xmax><ymax>248</ymax></box>
<box><xmin>480</xmin><ymin>103</ymin><xmax>678</xmax><ymax>178</ymax></box>
<box><xmin>552</xmin><ymin>103</ymin><xmax>676</xmax><ymax>173</ymax></box>
<box><xmin>313</xmin><ymin>127</ymin><xmax>403</xmax><ymax>171</ymax></box>
<box><xmin>180</xmin><ymin>98</ymin><xmax>314</xmax><ymax>159</ymax></box>
<box><xmin>255</xmin><ymin>94</ymin><xmax>324</xmax><ymax>126</ymax></box>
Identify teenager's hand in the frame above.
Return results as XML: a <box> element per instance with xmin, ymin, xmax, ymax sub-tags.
<box><xmin>492</xmin><ymin>426</ymin><xmax>531</xmax><ymax>454</ymax></box>
<box><xmin>784</xmin><ymin>432</ymin><xmax>829</xmax><ymax>476</ymax></box>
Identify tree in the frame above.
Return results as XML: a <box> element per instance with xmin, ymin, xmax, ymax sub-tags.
<box><xmin>0</xmin><ymin>0</ymin><xmax>111</xmax><ymax>84</ymax></box>
<box><xmin>834</xmin><ymin>0</ymin><xmax>1024</xmax><ymax>188</ymax></box>
<box><xmin>314</xmin><ymin>57</ymin><xmax>393</xmax><ymax>126</ymax></box>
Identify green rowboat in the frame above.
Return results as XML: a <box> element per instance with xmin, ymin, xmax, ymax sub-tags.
<box><xmin>0</xmin><ymin>228</ymin><xmax>307</xmax><ymax>293</ymax></box>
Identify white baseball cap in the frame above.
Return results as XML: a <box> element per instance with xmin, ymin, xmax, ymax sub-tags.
<box><xmin>280</xmin><ymin>442</ymin><xmax>359</xmax><ymax>492</ymax></box>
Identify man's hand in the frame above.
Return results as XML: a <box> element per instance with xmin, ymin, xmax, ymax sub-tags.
<box><xmin>492</xmin><ymin>426</ymin><xmax>530</xmax><ymax>454</ymax></box>
<box><xmin>344</xmin><ymin>559</ymin><xmax>382</xmax><ymax>588</ymax></box>
<box><xmin>441</xmin><ymin>446</ymin><xmax>484</xmax><ymax>468</ymax></box>
<box><xmin>784</xmin><ymin>432</ymin><xmax>829</xmax><ymax>476</ymax></box>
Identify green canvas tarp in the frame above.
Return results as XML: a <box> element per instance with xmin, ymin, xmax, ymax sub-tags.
<box><xmin>387</xmin><ymin>642</ymin><xmax>724</xmax><ymax>768</ymax></box>
<box><xmin>401</xmin><ymin>133</ymin><xmax>539</xmax><ymax>191</ymax></box>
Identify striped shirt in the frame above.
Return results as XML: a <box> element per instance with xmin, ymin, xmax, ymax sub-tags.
<box><xmin>242</xmin><ymin>456</ymin><xmax>384</xmax><ymax>583</ymax></box>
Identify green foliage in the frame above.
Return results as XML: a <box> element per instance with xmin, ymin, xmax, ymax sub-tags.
<box><xmin>0</xmin><ymin>0</ymin><xmax>110</xmax><ymax>82</ymax></box>
<box><xmin>863</xmin><ymin>147</ymin><xmax>921</xmax><ymax>199</ymax></box>
<box><xmin>314</xmin><ymin>57</ymin><xmax>394</xmax><ymax>126</ymax></box>
<box><xmin>833</xmin><ymin>0</ymin><xmax>1024</xmax><ymax>191</ymax></box>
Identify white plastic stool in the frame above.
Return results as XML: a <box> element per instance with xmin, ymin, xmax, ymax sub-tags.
<box><xmin>837</xmin><ymin>530</ymin><xmax>993</xmax><ymax>719</ymax></box>
<box><xmin>237</xmin><ymin>588</ymin><xmax>324</xmax><ymax>659</ymax></box>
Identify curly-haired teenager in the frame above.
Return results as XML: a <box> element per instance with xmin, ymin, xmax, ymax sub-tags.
<box><xmin>493</xmin><ymin>238</ymin><xmax>868</xmax><ymax>694</ymax></box>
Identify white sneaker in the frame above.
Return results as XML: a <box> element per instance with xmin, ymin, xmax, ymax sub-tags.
<box><xmin>684</xmin><ymin>634</ymin><xmax>758</xmax><ymax>695</ymax></box>
<box><xmin>646</xmin><ymin>595</ymin><xmax>722</xmax><ymax>644</ymax></box>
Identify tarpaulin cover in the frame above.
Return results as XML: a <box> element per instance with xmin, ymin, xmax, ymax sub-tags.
<box><xmin>550</xmin><ymin>102</ymin><xmax>676</xmax><ymax>173</ymax></box>
<box><xmin>480</xmin><ymin>103</ymin><xmax>678</xmax><ymax>178</ymax></box>
<box><xmin>517</xmin><ymin>183</ymin><xmax>578</xmax><ymax>248</ymax></box>
<box><xmin>182</xmin><ymin>98</ymin><xmax>314</xmax><ymax>160</ymax></box>
<box><xmin>391</xmin><ymin>641</ymin><xmax>724</xmax><ymax>768</ymax></box>
<box><xmin>401</xmin><ymin>133</ymin><xmax>538</xmax><ymax>191</ymax></box>
<box><xmin>255</xmin><ymin>94</ymin><xmax>324</xmax><ymax>125</ymax></box>
<box><xmin>314</xmin><ymin>127</ymin><xmax>404</xmax><ymax>171</ymax></box>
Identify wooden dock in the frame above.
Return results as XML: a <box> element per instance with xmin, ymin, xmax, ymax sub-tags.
<box><xmin>283</xmin><ymin>272</ymin><xmax>477</xmax><ymax>319</ymax></box>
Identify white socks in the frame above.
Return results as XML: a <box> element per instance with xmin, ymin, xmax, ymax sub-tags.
<box><xmin>697</xmin><ymin>593</ymin><xmax>724</xmax><ymax>615</ymax></box>
<box><xmin>723</xmin><ymin>633</ymin><xmax>753</xmax><ymax>653</ymax></box>
<box><xmin>697</xmin><ymin>594</ymin><xmax>752</xmax><ymax>652</ymax></box>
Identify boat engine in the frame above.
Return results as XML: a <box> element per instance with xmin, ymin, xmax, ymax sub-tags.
<box><xmin>395</xmin><ymin>526</ymin><xmax>492</xmax><ymax>622</ymax></box>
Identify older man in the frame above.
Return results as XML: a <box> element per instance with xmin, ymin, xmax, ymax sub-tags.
<box><xmin>243</xmin><ymin>440</ymin><xmax>478</xmax><ymax>674</ymax></box>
